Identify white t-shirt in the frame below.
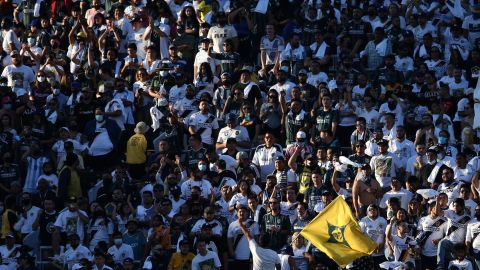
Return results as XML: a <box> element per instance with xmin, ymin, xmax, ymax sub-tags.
<box><xmin>444</xmin><ymin>209</ymin><xmax>471</xmax><ymax>244</ymax></box>
<box><xmin>107</xmin><ymin>243</ymin><xmax>134</xmax><ymax>263</ymax></box>
<box><xmin>379</xmin><ymin>188</ymin><xmax>414</xmax><ymax>211</ymax></box>
<box><xmin>359</xmin><ymin>216</ymin><xmax>388</xmax><ymax>256</ymax></box>
<box><xmin>217</xmin><ymin>125</ymin><xmax>250</xmax><ymax>150</ymax></box>
<box><xmin>260</xmin><ymin>35</ymin><xmax>284</xmax><ymax>66</ymax></box>
<box><xmin>88</xmin><ymin>218</ymin><xmax>114</xmax><ymax>250</ymax></box>
<box><xmin>1</xmin><ymin>64</ymin><xmax>35</xmax><ymax>92</ymax></box>
<box><xmin>249</xmin><ymin>239</ymin><xmax>280</xmax><ymax>270</ymax></box>
<box><xmin>191</xmin><ymin>219</ymin><xmax>223</xmax><ymax>236</ymax></box>
<box><xmin>417</xmin><ymin>215</ymin><xmax>448</xmax><ymax>256</ymax></box>
<box><xmin>0</xmin><ymin>244</ymin><xmax>21</xmax><ymax>266</ymax></box>
<box><xmin>192</xmin><ymin>250</ymin><xmax>222</xmax><ymax>270</ymax></box>
<box><xmin>448</xmin><ymin>259</ymin><xmax>473</xmax><ymax>270</ymax></box>
<box><xmin>227</xmin><ymin>219</ymin><xmax>260</xmax><ymax>260</ymax></box>
<box><xmin>62</xmin><ymin>245</ymin><xmax>92</xmax><ymax>268</ymax></box>
<box><xmin>180</xmin><ymin>179</ymin><xmax>213</xmax><ymax>200</ymax></box>
<box><xmin>2</xmin><ymin>29</ymin><xmax>20</xmax><ymax>54</ymax></box>
<box><xmin>207</xmin><ymin>25</ymin><xmax>238</xmax><ymax>53</ymax></box>
<box><xmin>54</xmin><ymin>209</ymin><xmax>88</xmax><ymax>241</ymax></box>
<box><xmin>269</xmin><ymin>81</ymin><xmax>296</xmax><ymax>103</ymax></box>
<box><xmin>466</xmin><ymin>220</ymin><xmax>480</xmax><ymax>250</ymax></box>
<box><xmin>188</xmin><ymin>112</ymin><xmax>219</xmax><ymax>145</ymax></box>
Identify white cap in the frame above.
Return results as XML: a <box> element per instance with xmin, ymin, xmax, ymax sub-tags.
<box><xmin>296</xmin><ymin>131</ymin><xmax>306</xmax><ymax>139</ymax></box>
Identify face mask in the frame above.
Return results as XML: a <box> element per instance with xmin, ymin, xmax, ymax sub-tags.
<box><xmin>37</xmin><ymin>76</ymin><xmax>45</xmax><ymax>82</ymax></box>
<box><xmin>198</xmin><ymin>164</ymin><xmax>207</xmax><ymax>172</ymax></box>
<box><xmin>114</xmin><ymin>239</ymin><xmax>122</xmax><ymax>245</ymax></box>
<box><xmin>95</xmin><ymin>115</ymin><xmax>104</xmax><ymax>122</ymax></box>
<box><xmin>428</xmin><ymin>160</ymin><xmax>436</xmax><ymax>165</ymax></box>
<box><xmin>160</xmin><ymin>70</ymin><xmax>168</xmax><ymax>77</ymax></box>
<box><xmin>3</xmin><ymin>104</ymin><xmax>12</xmax><ymax>110</ymax></box>
<box><xmin>53</xmin><ymin>89</ymin><xmax>60</xmax><ymax>95</ymax></box>
<box><xmin>160</xmin><ymin>17</ymin><xmax>168</xmax><ymax>24</ymax></box>
<box><xmin>27</xmin><ymin>38</ymin><xmax>35</xmax><ymax>46</ymax></box>
<box><xmin>438</xmin><ymin>136</ymin><xmax>448</xmax><ymax>145</ymax></box>
<box><xmin>66</xmin><ymin>244</ymin><xmax>72</xmax><ymax>250</ymax></box>
<box><xmin>297</xmin><ymin>142</ymin><xmax>305</xmax><ymax>147</ymax></box>
<box><xmin>438</xmin><ymin>153</ymin><xmax>445</xmax><ymax>159</ymax></box>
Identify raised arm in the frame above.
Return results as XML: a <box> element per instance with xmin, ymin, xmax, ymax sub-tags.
<box><xmin>238</xmin><ymin>217</ymin><xmax>253</xmax><ymax>242</ymax></box>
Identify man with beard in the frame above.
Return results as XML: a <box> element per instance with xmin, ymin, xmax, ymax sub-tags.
<box><xmin>437</xmin><ymin>197</ymin><xmax>471</xmax><ymax>270</ymax></box>
<box><xmin>377</xmin><ymin>54</ymin><xmax>404</xmax><ymax>88</ymax></box>
<box><xmin>211</xmin><ymin>38</ymin><xmax>241</xmax><ymax>75</ymax></box>
<box><xmin>235</xmin><ymin>151</ymin><xmax>260</xmax><ymax>180</ymax></box>
<box><xmin>359</xmin><ymin>204</ymin><xmax>388</xmax><ymax>268</ymax></box>
<box><xmin>213</xmin><ymin>72</ymin><xmax>233</xmax><ymax>119</ymax></box>
<box><xmin>284</xmin><ymin>100</ymin><xmax>311</xmax><ymax>145</ymax></box>
<box><xmin>181</xmin><ymin>164</ymin><xmax>214</xmax><ymax>201</ymax></box>
<box><xmin>369</xmin><ymin>139</ymin><xmax>401</xmax><ymax>189</ymax></box>
<box><xmin>1</xmin><ymin>19</ymin><xmax>21</xmax><ymax>54</ymax></box>
<box><xmin>296</xmin><ymin>69</ymin><xmax>318</xmax><ymax>110</ymax></box>
<box><xmin>261</xmin><ymin>197</ymin><xmax>292</xmax><ymax>252</ymax></box>
<box><xmin>188</xmin><ymin>99</ymin><xmax>219</xmax><ymax>148</ymax></box>
<box><xmin>174</xmin><ymin>84</ymin><xmax>198</xmax><ymax>124</ymax></box>
<box><xmin>379</xmin><ymin>93</ymin><xmax>405</xmax><ymax>127</ymax></box>
<box><xmin>56</xmin><ymin>233</ymin><xmax>92</xmax><ymax>269</ymax></box>
<box><xmin>227</xmin><ymin>205</ymin><xmax>260</xmax><ymax>270</ymax></box>
<box><xmin>313</xmin><ymin>93</ymin><xmax>338</xmax><ymax>142</ymax></box>
<box><xmin>344</xmin><ymin>8</ymin><xmax>372</xmax><ymax>58</ymax></box>
<box><xmin>83</xmin><ymin>108</ymin><xmax>121</xmax><ymax>171</ymax></box>
<box><xmin>352</xmin><ymin>164</ymin><xmax>381</xmax><ymax>218</ymax></box>
<box><xmin>52</xmin><ymin>197</ymin><xmax>89</xmax><ymax>255</ymax></box>
<box><xmin>207</xmin><ymin>12</ymin><xmax>238</xmax><ymax>53</ymax></box>
<box><xmin>1</xmin><ymin>50</ymin><xmax>35</xmax><ymax>95</ymax></box>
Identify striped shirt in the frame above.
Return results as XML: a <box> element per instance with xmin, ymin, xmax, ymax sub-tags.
<box><xmin>23</xmin><ymin>156</ymin><xmax>49</xmax><ymax>193</ymax></box>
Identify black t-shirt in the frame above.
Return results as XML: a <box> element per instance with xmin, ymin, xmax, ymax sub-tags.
<box><xmin>0</xmin><ymin>164</ymin><xmax>19</xmax><ymax>192</ymax></box>
<box><xmin>39</xmin><ymin>211</ymin><xmax>59</xmax><ymax>245</ymax></box>
<box><xmin>74</xmin><ymin>100</ymin><xmax>99</xmax><ymax>131</ymax></box>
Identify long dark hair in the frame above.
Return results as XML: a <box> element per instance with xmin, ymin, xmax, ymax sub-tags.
<box><xmin>198</xmin><ymin>62</ymin><xmax>214</xmax><ymax>82</ymax></box>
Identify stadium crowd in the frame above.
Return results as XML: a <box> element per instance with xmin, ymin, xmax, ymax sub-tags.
<box><xmin>1</xmin><ymin>0</ymin><xmax>480</xmax><ymax>270</ymax></box>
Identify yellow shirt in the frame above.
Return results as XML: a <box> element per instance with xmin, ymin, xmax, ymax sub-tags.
<box><xmin>126</xmin><ymin>133</ymin><xmax>147</xmax><ymax>164</ymax></box>
<box><xmin>197</xmin><ymin>1</ymin><xmax>211</xmax><ymax>22</ymax></box>
<box><xmin>168</xmin><ymin>252</ymin><xmax>195</xmax><ymax>270</ymax></box>
<box><xmin>67</xmin><ymin>168</ymin><xmax>82</xmax><ymax>198</ymax></box>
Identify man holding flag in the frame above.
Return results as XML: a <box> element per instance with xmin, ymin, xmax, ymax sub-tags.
<box><xmin>300</xmin><ymin>196</ymin><xmax>378</xmax><ymax>268</ymax></box>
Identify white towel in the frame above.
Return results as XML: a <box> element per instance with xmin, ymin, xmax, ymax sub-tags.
<box><xmin>375</xmin><ymin>38</ymin><xmax>388</xmax><ymax>57</ymax></box>
<box><xmin>150</xmin><ymin>106</ymin><xmax>164</xmax><ymax>131</ymax></box>
<box><xmin>314</xmin><ymin>42</ymin><xmax>328</xmax><ymax>59</ymax></box>
<box><xmin>473</xmin><ymin>78</ymin><xmax>480</xmax><ymax>129</ymax></box>
<box><xmin>33</xmin><ymin>0</ymin><xmax>42</xmax><ymax>17</ymax></box>
<box><xmin>243</xmin><ymin>81</ymin><xmax>256</xmax><ymax>98</ymax></box>
<box><xmin>254</xmin><ymin>0</ymin><xmax>269</xmax><ymax>14</ymax></box>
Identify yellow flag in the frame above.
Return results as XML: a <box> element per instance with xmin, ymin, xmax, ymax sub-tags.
<box><xmin>300</xmin><ymin>196</ymin><xmax>377</xmax><ymax>268</ymax></box>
